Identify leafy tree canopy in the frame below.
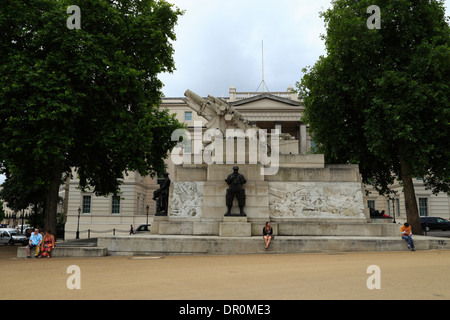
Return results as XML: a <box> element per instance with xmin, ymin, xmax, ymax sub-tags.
<box><xmin>297</xmin><ymin>0</ymin><xmax>449</xmax><ymax>233</ymax></box>
<box><xmin>0</xmin><ymin>0</ymin><xmax>185</xmax><ymax>233</ymax></box>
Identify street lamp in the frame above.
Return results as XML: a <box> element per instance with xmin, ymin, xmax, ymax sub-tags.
<box><xmin>20</xmin><ymin>209</ymin><xmax>25</xmax><ymax>234</ymax></box>
<box><xmin>146</xmin><ymin>205</ymin><xmax>149</xmax><ymax>225</ymax></box>
<box><xmin>76</xmin><ymin>207</ymin><xmax>81</xmax><ymax>239</ymax></box>
<box><xmin>392</xmin><ymin>198</ymin><xmax>396</xmax><ymax>224</ymax></box>
<box><xmin>12</xmin><ymin>211</ymin><xmax>17</xmax><ymax>228</ymax></box>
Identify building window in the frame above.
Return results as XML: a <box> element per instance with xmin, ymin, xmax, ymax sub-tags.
<box><xmin>275</xmin><ymin>123</ymin><xmax>282</xmax><ymax>133</ymax></box>
<box><xmin>386</xmin><ymin>198</ymin><xmax>400</xmax><ymax>217</ymax></box>
<box><xmin>367</xmin><ymin>200</ymin><xmax>375</xmax><ymax>209</ymax></box>
<box><xmin>112</xmin><ymin>196</ymin><xmax>120</xmax><ymax>214</ymax></box>
<box><xmin>82</xmin><ymin>195</ymin><xmax>91</xmax><ymax>214</ymax></box>
<box><xmin>419</xmin><ymin>198</ymin><xmax>428</xmax><ymax>216</ymax></box>
<box><xmin>137</xmin><ymin>195</ymin><xmax>141</xmax><ymax>216</ymax></box>
<box><xmin>184</xmin><ymin>111</ymin><xmax>192</xmax><ymax>121</ymax></box>
<box><xmin>185</xmin><ymin>138</ymin><xmax>192</xmax><ymax>154</ymax></box>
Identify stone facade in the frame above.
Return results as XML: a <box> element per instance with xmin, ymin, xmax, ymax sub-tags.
<box><xmin>151</xmin><ymin>149</ymin><xmax>368</xmax><ymax>237</ymax></box>
<box><xmin>364</xmin><ymin>178</ymin><xmax>450</xmax><ymax>223</ymax></box>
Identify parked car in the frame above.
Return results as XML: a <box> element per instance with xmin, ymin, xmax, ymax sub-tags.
<box><xmin>0</xmin><ymin>228</ymin><xmax>28</xmax><ymax>245</ymax></box>
<box><xmin>16</xmin><ymin>225</ymin><xmax>31</xmax><ymax>234</ymax></box>
<box><xmin>420</xmin><ymin>217</ymin><xmax>450</xmax><ymax>232</ymax></box>
<box><xmin>135</xmin><ymin>224</ymin><xmax>151</xmax><ymax>233</ymax></box>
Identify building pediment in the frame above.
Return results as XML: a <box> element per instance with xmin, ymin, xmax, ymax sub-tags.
<box><xmin>230</xmin><ymin>93</ymin><xmax>303</xmax><ymax>111</ymax></box>
<box><xmin>229</xmin><ymin>94</ymin><xmax>304</xmax><ymax>123</ymax></box>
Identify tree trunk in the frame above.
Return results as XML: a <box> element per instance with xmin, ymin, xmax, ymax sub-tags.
<box><xmin>63</xmin><ymin>176</ymin><xmax>70</xmax><ymax>224</ymax></box>
<box><xmin>399</xmin><ymin>154</ymin><xmax>423</xmax><ymax>235</ymax></box>
<box><xmin>44</xmin><ymin>162</ymin><xmax>63</xmax><ymax>236</ymax></box>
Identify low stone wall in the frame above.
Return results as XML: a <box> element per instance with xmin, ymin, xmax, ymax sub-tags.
<box><xmin>273</xmin><ymin>221</ymin><xmax>399</xmax><ymax>237</ymax></box>
<box><xmin>15</xmin><ymin>234</ymin><xmax>450</xmax><ymax>257</ymax></box>
<box><xmin>98</xmin><ymin>234</ymin><xmax>450</xmax><ymax>256</ymax></box>
<box><xmin>154</xmin><ymin>219</ymin><xmax>400</xmax><ymax>237</ymax></box>
<box><xmin>16</xmin><ymin>246</ymin><xmax>107</xmax><ymax>258</ymax></box>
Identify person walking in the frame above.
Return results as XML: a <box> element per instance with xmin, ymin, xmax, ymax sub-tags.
<box><xmin>401</xmin><ymin>222</ymin><xmax>415</xmax><ymax>251</ymax></box>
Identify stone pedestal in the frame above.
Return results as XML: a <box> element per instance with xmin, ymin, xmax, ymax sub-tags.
<box><xmin>150</xmin><ymin>216</ymin><xmax>169</xmax><ymax>235</ymax></box>
<box><xmin>219</xmin><ymin>216</ymin><xmax>251</xmax><ymax>237</ymax></box>
<box><xmin>160</xmin><ymin>152</ymin><xmax>367</xmax><ymax>237</ymax></box>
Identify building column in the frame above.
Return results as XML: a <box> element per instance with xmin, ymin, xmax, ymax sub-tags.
<box><xmin>229</xmin><ymin>86</ymin><xmax>236</xmax><ymax>102</ymax></box>
<box><xmin>300</xmin><ymin>124</ymin><xmax>307</xmax><ymax>154</ymax></box>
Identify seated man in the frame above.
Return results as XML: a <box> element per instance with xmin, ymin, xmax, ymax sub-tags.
<box><xmin>26</xmin><ymin>229</ymin><xmax>43</xmax><ymax>258</ymax></box>
<box><xmin>401</xmin><ymin>223</ymin><xmax>415</xmax><ymax>252</ymax></box>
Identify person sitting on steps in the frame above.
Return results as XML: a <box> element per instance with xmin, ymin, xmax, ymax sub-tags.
<box><xmin>263</xmin><ymin>221</ymin><xmax>274</xmax><ymax>250</ymax></box>
<box><xmin>401</xmin><ymin>222</ymin><xmax>416</xmax><ymax>252</ymax></box>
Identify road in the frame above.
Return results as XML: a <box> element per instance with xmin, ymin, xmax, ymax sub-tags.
<box><xmin>426</xmin><ymin>230</ymin><xmax>450</xmax><ymax>238</ymax></box>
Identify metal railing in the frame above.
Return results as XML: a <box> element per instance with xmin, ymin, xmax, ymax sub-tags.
<box><xmin>65</xmin><ymin>228</ymin><xmax>131</xmax><ymax>239</ymax></box>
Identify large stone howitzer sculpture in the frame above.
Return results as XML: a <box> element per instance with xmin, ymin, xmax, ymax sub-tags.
<box><xmin>184</xmin><ymin>89</ymin><xmax>256</xmax><ymax>133</ymax></box>
<box><xmin>150</xmin><ymin>89</ymin><xmax>370</xmax><ymax>239</ymax></box>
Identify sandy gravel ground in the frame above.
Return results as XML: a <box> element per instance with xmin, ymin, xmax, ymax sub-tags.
<box><xmin>1</xmin><ymin>245</ymin><xmax>450</xmax><ymax>300</ymax></box>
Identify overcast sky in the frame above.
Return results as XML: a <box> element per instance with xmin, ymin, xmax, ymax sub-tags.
<box><xmin>159</xmin><ymin>0</ymin><xmax>332</xmax><ymax>98</ymax></box>
<box><xmin>0</xmin><ymin>0</ymin><xmax>449</xmax><ymax>185</ymax></box>
<box><xmin>159</xmin><ymin>0</ymin><xmax>450</xmax><ymax>98</ymax></box>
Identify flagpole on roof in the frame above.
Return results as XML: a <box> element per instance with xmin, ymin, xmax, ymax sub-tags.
<box><xmin>262</xmin><ymin>40</ymin><xmax>265</xmax><ymax>93</ymax></box>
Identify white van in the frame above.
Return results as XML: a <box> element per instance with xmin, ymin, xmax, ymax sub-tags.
<box><xmin>0</xmin><ymin>228</ymin><xmax>28</xmax><ymax>245</ymax></box>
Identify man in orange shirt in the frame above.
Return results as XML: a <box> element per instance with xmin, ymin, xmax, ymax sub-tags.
<box><xmin>401</xmin><ymin>222</ymin><xmax>415</xmax><ymax>251</ymax></box>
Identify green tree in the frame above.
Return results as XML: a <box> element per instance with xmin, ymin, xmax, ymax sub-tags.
<box><xmin>0</xmin><ymin>0</ymin><xmax>185</xmax><ymax>235</ymax></box>
<box><xmin>0</xmin><ymin>171</ymin><xmax>46</xmax><ymax>212</ymax></box>
<box><xmin>0</xmin><ymin>200</ymin><xmax>5</xmax><ymax>223</ymax></box>
<box><xmin>297</xmin><ymin>0</ymin><xmax>450</xmax><ymax>234</ymax></box>
<box><xmin>0</xmin><ymin>170</ymin><xmax>46</xmax><ymax>228</ymax></box>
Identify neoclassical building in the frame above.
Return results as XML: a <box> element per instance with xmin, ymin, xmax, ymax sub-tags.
<box><xmin>364</xmin><ymin>179</ymin><xmax>450</xmax><ymax>224</ymax></box>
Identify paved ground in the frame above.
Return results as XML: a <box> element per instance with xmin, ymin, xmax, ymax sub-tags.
<box><xmin>1</xmin><ymin>245</ymin><xmax>450</xmax><ymax>301</ymax></box>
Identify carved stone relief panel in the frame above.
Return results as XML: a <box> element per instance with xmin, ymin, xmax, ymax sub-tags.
<box><xmin>268</xmin><ymin>182</ymin><xmax>365</xmax><ymax>219</ymax></box>
<box><xmin>171</xmin><ymin>182</ymin><xmax>204</xmax><ymax>218</ymax></box>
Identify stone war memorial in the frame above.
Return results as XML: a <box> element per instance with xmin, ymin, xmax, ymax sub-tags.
<box><xmin>22</xmin><ymin>87</ymin><xmax>450</xmax><ymax>258</ymax></box>
<box><xmin>150</xmin><ymin>89</ymin><xmax>392</xmax><ymax>240</ymax></box>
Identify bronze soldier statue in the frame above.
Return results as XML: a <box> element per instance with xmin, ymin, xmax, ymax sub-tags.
<box><xmin>225</xmin><ymin>166</ymin><xmax>246</xmax><ymax>216</ymax></box>
<box><xmin>153</xmin><ymin>172</ymin><xmax>170</xmax><ymax>216</ymax></box>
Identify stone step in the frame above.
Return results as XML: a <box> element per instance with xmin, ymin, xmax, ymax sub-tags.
<box><xmin>17</xmin><ymin>235</ymin><xmax>450</xmax><ymax>258</ymax></box>
<box><xmin>56</xmin><ymin>238</ymin><xmax>98</xmax><ymax>247</ymax></box>
<box><xmin>98</xmin><ymin>235</ymin><xmax>450</xmax><ymax>256</ymax></box>
<box><xmin>154</xmin><ymin>220</ymin><xmax>401</xmax><ymax>237</ymax></box>
<box><xmin>17</xmin><ymin>246</ymin><xmax>107</xmax><ymax>258</ymax></box>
